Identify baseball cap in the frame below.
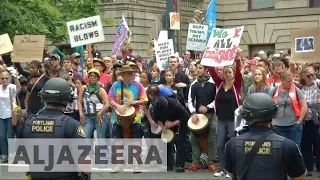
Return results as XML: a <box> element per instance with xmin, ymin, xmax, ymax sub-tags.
<box><xmin>71</xmin><ymin>53</ymin><xmax>81</xmax><ymax>58</ymax></box>
<box><xmin>247</xmin><ymin>59</ymin><xmax>256</xmax><ymax>65</ymax></box>
<box><xmin>50</xmin><ymin>54</ymin><xmax>60</xmax><ymax>61</ymax></box>
<box><xmin>194</xmin><ymin>10</ymin><xmax>203</xmax><ymax>14</ymax></box>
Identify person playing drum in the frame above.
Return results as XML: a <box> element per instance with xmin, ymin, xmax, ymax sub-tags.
<box><xmin>147</xmin><ymin>85</ymin><xmax>189</xmax><ymax>173</ymax></box>
<box><xmin>108</xmin><ymin>65</ymin><xmax>148</xmax><ymax>173</ymax></box>
<box><xmin>187</xmin><ymin>61</ymin><xmax>218</xmax><ymax>172</ymax></box>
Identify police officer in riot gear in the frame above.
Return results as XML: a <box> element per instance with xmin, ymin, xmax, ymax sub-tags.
<box><xmin>224</xmin><ymin>93</ymin><xmax>306</xmax><ymax>180</ymax></box>
<box><xmin>17</xmin><ymin>78</ymin><xmax>90</xmax><ymax>180</ymax></box>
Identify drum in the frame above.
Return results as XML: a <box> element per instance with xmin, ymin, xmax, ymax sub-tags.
<box><xmin>188</xmin><ymin>114</ymin><xmax>209</xmax><ymax>153</ymax></box>
<box><xmin>161</xmin><ymin>129</ymin><xmax>174</xmax><ymax>143</ymax></box>
<box><xmin>151</xmin><ymin>125</ymin><xmax>162</xmax><ymax>135</ymax></box>
<box><xmin>116</xmin><ymin>105</ymin><xmax>136</xmax><ymax>138</ymax></box>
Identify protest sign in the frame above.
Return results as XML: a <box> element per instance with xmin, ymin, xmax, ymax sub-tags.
<box><xmin>186</xmin><ymin>23</ymin><xmax>208</xmax><ymax>51</ymax></box>
<box><xmin>67</xmin><ymin>15</ymin><xmax>105</xmax><ymax>48</ymax></box>
<box><xmin>291</xmin><ymin>28</ymin><xmax>320</xmax><ymax>64</ymax></box>
<box><xmin>0</xmin><ymin>34</ymin><xmax>13</xmax><ymax>55</ymax></box>
<box><xmin>154</xmin><ymin>39</ymin><xmax>174</xmax><ymax>71</ymax></box>
<box><xmin>12</xmin><ymin>35</ymin><xmax>45</xmax><ymax>62</ymax></box>
<box><xmin>201</xmin><ymin>26</ymin><xmax>244</xmax><ymax>67</ymax></box>
<box><xmin>170</xmin><ymin>12</ymin><xmax>180</xmax><ymax>30</ymax></box>
<box><xmin>158</xmin><ymin>30</ymin><xmax>168</xmax><ymax>42</ymax></box>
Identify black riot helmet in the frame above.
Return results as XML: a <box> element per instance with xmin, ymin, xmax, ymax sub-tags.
<box><xmin>239</xmin><ymin>93</ymin><xmax>278</xmax><ymax>123</ymax></box>
<box><xmin>39</xmin><ymin>78</ymin><xmax>73</xmax><ymax>106</ymax></box>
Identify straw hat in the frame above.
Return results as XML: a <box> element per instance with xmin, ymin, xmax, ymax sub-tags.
<box><xmin>118</xmin><ymin>65</ymin><xmax>138</xmax><ymax>74</ymax></box>
<box><xmin>127</xmin><ymin>62</ymin><xmax>141</xmax><ymax>73</ymax></box>
<box><xmin>93</xmin><ymin>59</ymin><xmax>107</xmax><ymax>73</ymax></box>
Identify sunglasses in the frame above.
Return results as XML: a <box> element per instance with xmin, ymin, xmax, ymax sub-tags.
<box><xmin>126</xmin><ymin>56</ymin><xmax>135</xmax><ymax>60</ymax></box>
<box><xmin>89</xmin><ymin>75</ymin><xmax>97</xmax><ymax>79</ymax></box>
<box><xmin>306</xmin><ymin>74</ymin><xmax>314</xmax><ymax>78</ymax></box>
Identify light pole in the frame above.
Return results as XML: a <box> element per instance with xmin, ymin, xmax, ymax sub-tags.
<box><xmin>176</xmin><ymin>0</ymin><xmax>182</xmax><ymax>54</ymax></box>
<box><xmin>166</xmin><ymin>0</ymin><xmax>175</xmax><ymax>45</ymax></box>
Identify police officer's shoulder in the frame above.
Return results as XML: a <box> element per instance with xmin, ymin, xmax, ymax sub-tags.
<box><xmin>282</xmin><ymin>137</ymin><xmax>302</xmax><ymax>153</ymax></box>
<box><xmin>63</xmin><ymin>115</ymin><xmax>86</xmax><ymax>138</ymax></box>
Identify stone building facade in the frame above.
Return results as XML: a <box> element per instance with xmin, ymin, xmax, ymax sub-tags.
<box><xmin>95</xmin><ymin>0</ymin><xmax>320</xmax><ymax>58</ymax></box>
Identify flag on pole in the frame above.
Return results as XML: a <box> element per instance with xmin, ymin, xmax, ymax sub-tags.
<box><xmin>111</xmin><ymin>15</ymin><xmax>129</xmax><ymax>55</ymax></box>
<box><xmin>205</xmin><ymin>0</ymin><xmax>216</xmax><ymax>41</ymax></box>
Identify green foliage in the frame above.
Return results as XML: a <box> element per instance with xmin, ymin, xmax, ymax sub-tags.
<box><xmin>0</xmin><ymin>0</ymin><xmax>114</xmax><ymax>44</ymax></box>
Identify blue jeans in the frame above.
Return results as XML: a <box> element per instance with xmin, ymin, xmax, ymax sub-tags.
<box><xmin>0</xmin><ymin>118</ymin><xmax>14</xmax><ymax>160</ymax></box>
<box><xmin>185</xmin><ymin>131</ymin><xmax>193</xmax><ymax>159</ymax></box>
<box><xmin>301</xmin><ymin>120</ymin><xmax>320</xmax><ymax>171</ymax></box>
<box><xmin>82</xmin><ymin>115</ymin><xmax>109</xmax><ymax>138</ymax></box>
<box><xmin>273</xmin><ymin>124</ymin><xmax>303</xmax><ymax>147</ymax></box>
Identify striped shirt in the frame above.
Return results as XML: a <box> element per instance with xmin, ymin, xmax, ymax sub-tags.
<box><xmin>83</xmin><ymin>88</ymin><xmax>104</xmax><ymax>115</ymax></box>
<box><xmin>301</xmin><ymin>80</ymin><xmax>320</xmax><ymax>120</ymax></box>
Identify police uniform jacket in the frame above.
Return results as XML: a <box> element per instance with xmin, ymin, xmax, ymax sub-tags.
<box><xmin>224</xmin><ymin>125</ymin><xmax>306</xmax><ymax>180</ymax></box>
<box><xmin>17</xmin><ymin>108</ymin><xmax>87</xmax><ymax>179</ymax></box>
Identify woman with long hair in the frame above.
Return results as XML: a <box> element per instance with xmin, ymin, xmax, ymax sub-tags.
<box><xmin>163</xmin><ymin>70</ymin><xmax>185</xmax><ymax>106</ymax></box>
<box><xmin>25</xmin><ymin>60</ymin><xmax>50</xmax><ymax>117</ymax></box>
<box><xmin>296</xmin><ymin>67</ymin><xmax>320</xmax><ymax>176</ymax></box>
<box><xmin>0</xmin><ymin>71</ymin><xmax>20</xmax><ymax>163</ymax></box>
<box><xmin>269</xmin><ymin>70</ymin><xmax>307</xmax><ymax>147</ymax></box>
<box><xmin>209</xmin><ymin>52</ymin><xmax>242</xmax><ymax>177</ymax></box>
<box><xmin>248</xmin><ymin>67</ymin><xmax>271</xmax><ymax>95</ymax></box>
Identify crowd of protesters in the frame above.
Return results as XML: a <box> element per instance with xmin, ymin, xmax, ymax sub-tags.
<box><xmin>0</xmin><ymin>42</ymin><xmax>319</xmax><ymax>177</ymax></box>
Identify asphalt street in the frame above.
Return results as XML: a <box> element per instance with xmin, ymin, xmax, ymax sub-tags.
<box><xmin>0</xmin><ymin>164</ymin><xmax>319</xmax><ymax>180</ymax></box>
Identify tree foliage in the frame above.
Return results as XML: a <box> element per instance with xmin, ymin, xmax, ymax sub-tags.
<box><xmin>0</xmin><ymin>0</ymin><xmax>116</xmax><ymax>44</ymax></box>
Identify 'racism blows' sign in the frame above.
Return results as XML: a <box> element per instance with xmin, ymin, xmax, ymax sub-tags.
<box><xmin>201</xmin><ymin>26</ymin><xmax>244</xmax><ymax>67</ymax></box>
<box><xmin>67</xmin><ymin>15</ymin><xmax>105</xmax><ymax>48</ymax></box>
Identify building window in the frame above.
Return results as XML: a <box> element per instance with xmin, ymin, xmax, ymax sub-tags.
<box><xmin>310</xmin><ymin>0</ymin><xmax>320</xmax><ymax>7</ymax></box>
<box><xmin>249</xmin><ymin>0</ymin><xmax>274</xmax><ymax>11</ymax></box>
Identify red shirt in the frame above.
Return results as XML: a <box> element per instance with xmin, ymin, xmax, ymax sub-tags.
<box><xmin>267</xmin><ymin>76</ymin><xmax>281</xmax><ymax>87</ymax></box>
<box><xmin>84</xmin><ymin>73</ymin><xmax>111</xmax><ymax>86</ymax></box>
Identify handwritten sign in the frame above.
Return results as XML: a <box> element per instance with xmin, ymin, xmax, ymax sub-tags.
<box><xmin>170</xmin><ymin>12</ymin><xmax>180</xmax><ymax>30</ymax></box>
<box><xmin>0</xmin><ymin>34</ymin><xmax>13</xmax><ymax>55</ymax></box>
<box><xmin>67</xmin><ymin>15</ymin><xmax>105</xmax><ymax>48</ymax></box>
<box><xmin>158</xmin><ymin>30</ymin><xmax>168</xmax><ymax>42</ymax></box>
<box><xmin>12</xmin><ymin>35</ymin><xmax>45</xmax><ymax>62</ymax></box>
<box><xmin>201</xmin><ymin>26</ymin><xmax>244</xmax><ymax>67</ymax></box>
<box><xmin>154</xmin><ymin>39</ymin><xmax>174</xmax><ymax>71</ymax></box>
<box><xmin>186</xmin><ymin>24</ymin><xmax>208</xmax><ymax>51</ymax></box>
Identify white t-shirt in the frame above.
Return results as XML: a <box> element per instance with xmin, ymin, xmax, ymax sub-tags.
<box><xmin>0</xmin><ymin>84</ymin><xmax>17</xmax><ymax>119</ymax></box>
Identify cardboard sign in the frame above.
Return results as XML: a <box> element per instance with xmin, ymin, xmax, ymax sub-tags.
<box><xmin>158</xmin><ymin>30</ymin><xmax>168</xmax><ymax>42</ymax></box>
<box><xmin>291</xmin><ymin>28</ymin><xmax>320</xmax><ymax>63</ymax></box>
<box><xmin>170</xmin><ymin>12</ymin><xmax>180</xmax><ymax>30</ymax></box>
<box><xmin>186</xmin><ymin>24</ymin><xmax>208</xmax><ymax>51</ymax></box>
<box><xmin>12</xmin><ymin>35</ymin><xmax>45</xmax><ymax>62</ymax></box>
<box><xmin>67</xmin><ymin>15</ymin><xmax>105</xmax><ymax>48</ymax></box>
<box><xmin>201</xmin><ymin>26</ymin><xmax>244</xmax><ymax>67</ymax></box>
<box><xmin>0</xmin><ymin>34</ymin><xmax>13</xmax><ymax>55</ymax></box>
<box><xmin>154</xmin><ymin>39</ymin><xmax>174</xmax><ymax>71</ymax></box>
